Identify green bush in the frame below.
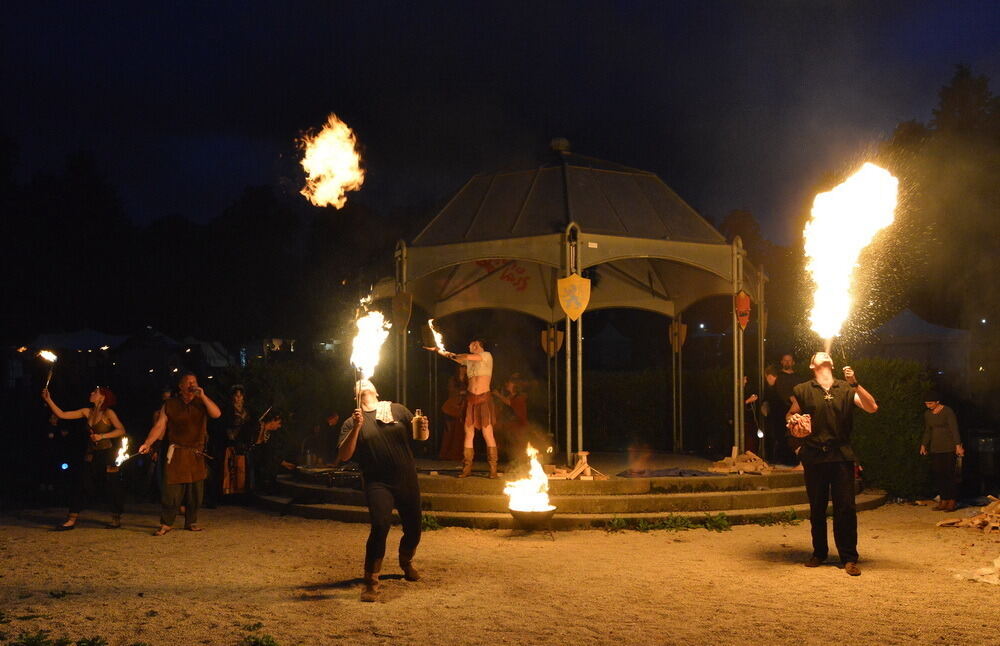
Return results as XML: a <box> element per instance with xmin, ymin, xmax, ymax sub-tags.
<box><xmin>849</xmin><ymin>358</ymin><xmax>933</xmax><ymax>498</ymax></box>
<box><xmin>604</xmin><ymin>516</ymin><xmax>628</xmax><ymax>533</ymax></box>
<box><xmin>701</xmin><ymin>512</ymin><xmax>732</xmax><ymax>532</ymax></box>
<box><xmin>420</xmin><ymin>514</ymin><xmax>442</xmax><ymax>531</ymax></box>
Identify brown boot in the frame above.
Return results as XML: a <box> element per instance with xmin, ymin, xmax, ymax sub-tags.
<box><xmin>487</xmin><ymin>446</ymin><xmax>499</xmax><ymax>479</ymax></box>
<box><xmin>458</xmin><ymin>448</ymin><xmax>474</xmax><ymax>478</ymax></box>
<box><xmin>360</xmin><ymin>559</ymin><xmax>382</xmax><ymax>602</ymax></box>
<box><xmin>399</xmin><ymin>550</ymin><xmax>420</xmax><ymax>581</ymax></box>
<box><xmin>942</xmin><ymin>499</ymin><xmax>957</xmax><ymax>512</ymax></box>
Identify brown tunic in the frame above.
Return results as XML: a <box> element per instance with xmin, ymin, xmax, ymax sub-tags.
<box><xmin>163</xmin><ymin>396</ymin><xmax>209</xmax><ymax>485</ymax></box>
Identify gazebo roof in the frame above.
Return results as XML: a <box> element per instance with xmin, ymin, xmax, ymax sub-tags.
<box><xmin>413</xmin><ymin>150</ymin><xmax>725</xmax><ymax>247</ymax></box>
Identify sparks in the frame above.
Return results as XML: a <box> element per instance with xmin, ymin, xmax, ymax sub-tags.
<box><xmin>298</xmin><ymin>113</ymin><xmax>365</xmax><ymax>209</ymax></box>
<box><xmin>803</xmin><ymin>162</ymin><xmax>898</xmax><ymax>342</ymax></box>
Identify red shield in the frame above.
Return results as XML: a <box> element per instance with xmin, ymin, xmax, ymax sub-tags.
<box><xmin>735</xmin><ymin>290</ymin><xmax>751</xmax><ymax>331</ymax></box>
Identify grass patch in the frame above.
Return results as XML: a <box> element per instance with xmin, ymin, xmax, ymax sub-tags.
<box><xmin>46</xmin><ymin>591</ymin><xmax>76</xmax><ymax>599</ymax></box>
<box><xmin>0</xmin><ymin>611</ymin><xmax>10</xmax><ymax>624</ymax></box>
<box><xmin>8</xmin><ymin>630</ymin><xmax>70</xmax><ymax>646</ymax></box>
<box><xmin>14</xmin><ymin>615</ymin><xmax>44</xmax><ymax>622</ymax></box>
<box><xmin>239</xmin><ymin>634</ymin><xmax>280</xmax><ymax>646</ymax></box>
<box><xmin>655</xmin><ymin>515</ymin><xmax>696</xmax><ymax>531</ymax></box>
<box><xmin>241</xmin><ymin>622</ymin><xmax>264</xmax><ymax>632</ymax></box>
<box><xmin>75</xmin><ymin>638</ymin><xmax>108</xmax><ymax>646</ymax></box>
<box><xmin>701</xmin><ymin>512</ymin><xmax>732</xmax><ymax>532</ymax></box>
<box><xmin>751</xmin><ymin>509</ymin><xmax>801</xmax><ymax>526</ymax></box>
<box><xmin>420</xmin><ymin>514</ymin><xmax>442</xmax><ymax>531</ymax></box>
<box><xmin>604</xmin><ymin>517</ymin><xmax>628</xmax><ymax>533</ymax></box>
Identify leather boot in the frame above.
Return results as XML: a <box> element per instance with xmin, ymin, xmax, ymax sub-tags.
<box><xmin>487</xmin><ymin>446</ymin><xmax>499</xmax><ymax>479</ymax></box>
<box><xmin>932</xmin><ymin>499</ymin><xmax>944</xmax><ymax>510</ymax></box>
<box><xmin>458</xmin><ymin>448</ymin><xmax>474</xmax><ymax>478</ymax></box>
<box><xmin>360</xmin><ymin>559</ymin><xmax>382</xmax><ymax>602</ymax></box>
<box><xmin>399</xmin><ymin>550</ymin><xmax>420</xmax><ymax>581</ymax></box>
<box><xmin>942</xmin><ymin>499</ymin><xmax>957</xmax><ymax>512</ymax></box>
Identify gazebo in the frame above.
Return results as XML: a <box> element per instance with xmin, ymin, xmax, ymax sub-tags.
<box><xmin>378</xmin><ymin>142</ymin><xmax>765</xmax><ymax>459</ymax></box>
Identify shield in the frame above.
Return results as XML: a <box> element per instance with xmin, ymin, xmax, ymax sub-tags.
<box><xmin>541</xmin><ymin>329</ymin><xmax>564</xmax><ymax>357</ymax></box>
<box><xmin>669</xmin><ymin>320</ymin><xmax>688</xmax><ymax>349</ymax></box>
<box><xmin>392</xmin><ymin>292</ymin><xmax>413</xmax><ymax>330</ymax></box>
<box><xmin>735</xmin><ymin>290</ymin><xmax>751</xmax><ymax>331</ymax></box>
<box><xmin>557</xmin><ymin>273</ymin><xmax>590</xmax><ymax>321</ymax></box>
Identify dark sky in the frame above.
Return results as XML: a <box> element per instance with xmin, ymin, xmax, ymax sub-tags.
<box><xmin>3</xmin><ymin>0</ymin><xmax>998</xmax><ymax>243</ymax></box>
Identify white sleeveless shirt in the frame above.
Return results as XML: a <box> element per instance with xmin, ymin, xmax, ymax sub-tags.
<box><xmin>465</xmin><ymin>351</ymin><xmax>493</xmax><ymax>378</ymax></box>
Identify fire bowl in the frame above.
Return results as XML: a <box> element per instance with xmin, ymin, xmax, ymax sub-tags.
<box><xmin>509</xmin><ymin>507</ymin><xmax>557</xmax><ymax>531</ymax></box>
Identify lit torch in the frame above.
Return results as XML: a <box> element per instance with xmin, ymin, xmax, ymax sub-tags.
<box><xmin>38</xmin><ymin>350</ymin><xmax>58</xmax><ymax>388</ymax></box>
<box><xmin>427</xmin><ymin>318</ymin><xmax>447</xmax><ymax>352</ymax></box>
<box><xmin>350</xmin><ymin>297</ymin><xmax>391</xmax><ymax>406</ymax></box>
<box><xmin>114</xmin><ymin>436</ymin><xmax>130</xmax><ymax>467</ymax></box>
<box><xmin>298</xmin><ymin>113</ymin><xmax>365</xmax><ymax>209</ymax></box>
<box><xmin>803</xmin><ymin>162</ymin><xmax>898</xmax><ymax>351</ymax></box>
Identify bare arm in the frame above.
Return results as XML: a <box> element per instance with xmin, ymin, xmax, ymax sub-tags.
<box><xmin>139</xmin><ymin>406</ymin><xmax>168</xmax><ymax>452</ymax></box>
<box><xmin>199</xmin><ymin>389</ymin><xmax>222</xmax><ymax>419</ymax></box>
<box><xmin>785</xmin><ymin>395</ymin><xmax>801</xmax><ymax>420</ymax></box>
<box><xmin>97</xmin><ymin>409</ymin><xmax>126</xmax><ymax>440</ymax></box>
<box><xmin>424</xmin><ymin>346</ymin><xmax>467</xmax><ymax>364</ymax></box>
<box><xmin>852</xmin><ymin>386</ymin><xmax>878</xmax><ymax>414</ymax></box>
<box><xmin>41</xmin><ymin>390</ymin><xmax>88</xmax><ymax>420</ymax></box>
<box><xmin>337</xmin><ymin>410</ymin><xmax>363</xmax><ymax>462</ymax></box>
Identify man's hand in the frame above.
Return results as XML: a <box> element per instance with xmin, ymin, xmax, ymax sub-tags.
<box><xmin>745</xmin><ymin>393</ymin><xmax>758</xmax><ymax>404</ymax></box>
<box><xmin>843</xmin><ymin>366</ymin><xmax>858</xmax><ymax>385</ymax></box>
<box><xmin>765</xmin><ymin>374</ymin><xmax>777</xmax><ymax>387</ymax></box>
<box><xmin>787</xmin><ymin>413</ymin><xmax>812</xmax><ymax>438</ymax></box>
<box><xmin>352</xmin><ymin>409</ymin><xmax>364</xmax><ymax>432</ymax></box>
<box><xmin>138</xmin><ymin>443</ymin><xmax>151</xmax><ymax>455</ymax></box>
<box><xmin>956</xmin><ymin>445</ymin><xmax>965</xmax><ymax>457</ymax></box>
<box><xmin>41</xmin><ymin>388</ymin><xmax>53</xmax><ymax>402</ymax></box>
<box><xmin>919</xmin><ymin>445</ymin><xmax>928</xmax><ymax>456</ymax></box>
<box><xmin>418</xmin><ymin>415</ymin><xmax>430</xmax><ymax>439</ymax></box>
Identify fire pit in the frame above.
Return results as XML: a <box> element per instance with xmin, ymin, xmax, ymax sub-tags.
<box><xmin>509</xmin><ymin>506</ymin><xmax>557</xmax><ymax>532</ymax></box>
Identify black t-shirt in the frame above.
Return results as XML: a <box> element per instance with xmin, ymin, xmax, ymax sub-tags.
<box><xmin>339</xmin><ymin>402</ymin><xmax>416</xmax><ymax>484</ymax></box>
<box><xmin>767</xmin><ymin>372</ymin><xmax>800</xmax><ymax>412</ymax></box>
<box><xmin>791</xmin><ymin>379</ymin><xmax>858</xmax><ymax>464</ymax></box>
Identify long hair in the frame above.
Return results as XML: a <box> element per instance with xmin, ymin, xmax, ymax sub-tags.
<box><xmin>97</xmin><ymin>386</ymin><xmax>117</xmax><ymax>410</ymax></box>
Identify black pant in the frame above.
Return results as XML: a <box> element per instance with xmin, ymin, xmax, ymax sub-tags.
<box><xmin>364</xmin><ymin>478</ymin><xmax>422</xmax><ymax>572</ymax></box>
<box><xmin>160</xmin><ymin>480</ymin><xmax>205</xmax><ymax>527</ymax></box>
<box><xmin>69</xmin><ymin>456</ymin><xmax>124</xmax><ymax>516</ymax></box>
<box><xmin>930</xmin><ymin>452</ymin><xmax>959</xmax><ymax>500</ymax></box>
<box><xmin>766</xmin><ymin>413</ymin><xmax>798</xmax><ymax>466</ymax></box>
<box><xmin>802</xmin><ymin>460</ymin><xmax>858</xmax><ymax>563</ymax></box>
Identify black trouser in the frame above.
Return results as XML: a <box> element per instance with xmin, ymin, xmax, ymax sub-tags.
<box><xmin>364</xmin><ymin>478</ymin><xmax>422</xmax><ymax>572</ymax></box>
<box><xmin>69</xmin><ymin>456</ymin><xmax>124</xmax><ymax>516</ymax></box>
<box><xmin>930</xmin><ymin>452</ymin><xmax>959</xmax><ymax>501</ymax></box>
<box><xmin>767</xmin><ymin>412</ymin><xmax>798</xmax><ymax>465</ymax></box>
<box><xmin>802</xmin><ymin>460</ymin><xmax>858</xmax><ymax>563</ymax></box>
<box><xmin>160</xmin><ymin>479</ymin><xmax>205</xmax><ymax>527</ymax></box>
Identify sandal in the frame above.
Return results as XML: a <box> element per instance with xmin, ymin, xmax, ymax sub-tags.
<box><xmin>152</xmin><ymin>526</ymin><xmax>172</xmax><ymax>536</ymax></box>
<box><xmin>185</xmin><ymin>525</ymin><xmax>204</xmax><ymax>532</ymax></box>
<box><xmin>54</xmin><ymin>522</ymin><xmax>76</xmax><ymax>532</ymax></box>
<box><xmin>105</xmin><ymin>515</ymin><xmax>122</xmax><ymax>529</ymax></box>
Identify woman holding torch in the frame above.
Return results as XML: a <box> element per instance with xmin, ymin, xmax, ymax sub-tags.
<box><xmin>42</xmin><ymin>387</ymin><xmax>127</xmax><ymax>530</ymax></box>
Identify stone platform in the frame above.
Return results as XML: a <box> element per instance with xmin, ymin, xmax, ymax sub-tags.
<box><xmin>255</xmin><ymin>452</ymin><xmax>887</xmax><ymax>529</ymax></box>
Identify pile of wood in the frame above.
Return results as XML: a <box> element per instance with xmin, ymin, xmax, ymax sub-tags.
<box><xmin>937</xmin><ymin>496</ymin><xmax>1000</xmax><ymax>534</ymax></box>
<box><xmin>709</xmin><ymin>446</ymin><xmax>773</xmax><ymax>475</ymax></box>
<box><xmin>545</xmin><ymin>451</ymin><xmax>609</xmax><ymax>481</ymax></box>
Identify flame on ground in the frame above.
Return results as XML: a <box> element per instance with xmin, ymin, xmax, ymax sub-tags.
<box><xmin>38</xmin><ymin>350</ymin><xmax>57</xmax><ymax>363</ymax></box>
<box><xmin>503</xmin><ymin>444</ymin><xmax>555</xmax><ymax>512</ymax></box>
<box><xmin>350</xmin><ymin>303</ymin><xmax>391</xmax><ymax>381</ymax></box>
<box><xmin>804</xmin><ymin>162</ymin><xmax>898</xmax><ymax>340</ymax></box>
<box><xmin>298</xmin><ymin>113</ymin><xmax>365</xmax><ymax>209</ymax></box>
<box><xmin>115</xmin><ymin>437</ymin><xmax>130</xmax><ymax>467</ymax></box>
<box><xmin>428</xmin><ymin>319</ymin><xmax>446</xmax><ymax>352</ymax></box>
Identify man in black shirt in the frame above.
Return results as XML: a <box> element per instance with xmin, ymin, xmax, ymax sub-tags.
<box><xmin>764</xmin><ymin>353</ymin><xmax>800</xmax><ymax>465</ymax></box>
<box><xmin>786</xmin><ymin>352</ymin><xmax>878</xmax><ymax>576</ymax></box>
<box><xmin>338</xmin><ymin>379</ymin><xmax>429</xmax><ymax>602</ymax></box>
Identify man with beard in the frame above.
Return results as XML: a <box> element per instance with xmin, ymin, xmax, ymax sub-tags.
<box><xmin>764</xmin><ymin>353</ymin><xmax>800</xmax><ymax>465</ymax></box>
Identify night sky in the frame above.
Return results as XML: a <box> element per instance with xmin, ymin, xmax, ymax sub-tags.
<box><xmin>4</xmin><ymin>1</ymin><xmax>999</xmax><ymax>243</ymax></box>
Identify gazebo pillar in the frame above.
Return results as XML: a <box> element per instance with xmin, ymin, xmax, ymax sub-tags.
<box><xmin>732</xmin><ymin>237</ymin><xmax>746</xmax><ymax>453</ymax></box>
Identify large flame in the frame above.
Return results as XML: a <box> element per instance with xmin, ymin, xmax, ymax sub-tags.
<box><xmin>503</xmin><ymin>444</ymin><xmax>555</xmax><ymax>512</ymax></box>
<box><xmin>350</xmin><ymin>300</ymin><xmax>391</xmax><ymax>380</ymax></box>
<box><xmin>299</xmin><ymin>113</ymin><xmax>365</xmax><ymax>209</ymax></box>
<box><xmin>38</xmin><ymin>350</ymin><xmax>57</xmax><ymax>363</ymax></box>
<box><xmin>427</xmin><ymin>319</ymin><xmax>446</xmax><ymax>352</ymax></box>
<box><xmin>114</xmin><ymin>436</ymin><xmax>130</xmax><ymax>467</ymax></box>
<box><xmin>804</xmin><ymin>162</ymin><xmax>898</xmax><ymax>341</ymax></box>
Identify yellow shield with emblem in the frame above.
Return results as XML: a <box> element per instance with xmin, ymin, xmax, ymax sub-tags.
<box><xmin>557</xmin><ymin>273</ymin><xmax>591</xmax><ymax>321</ymax></box>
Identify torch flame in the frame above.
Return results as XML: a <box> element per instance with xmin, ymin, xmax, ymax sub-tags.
<box><xmin>298</xmin><ymin>113</ymin><xmax>365</xmax><ymax>209</ymax></box>
<box><xmin>114</xmin><ymin>436</ymin><xmax>130</xmax><ymax>467</ymax></box>
<box><xmin>803</xmin><ymin>162</ymin><xmax>898</xmax><ymax>341</ymax></box>
<box><xmin>428</xmin><ymin>319</ymin><xmax>446</xmax><ymax>352</ymax></box>
<box><xmin>503</xmin><ymin>444</ymin><xmax>555</xmax><ymax>512</ymax></box>
<box><xmin>350</xmin><ymin>301</ymin><xmax>391</xmax><ymax>381</ymax></box>
<box><xmin>39</xmin><ymin>350</ymin><xmax>58</xmax><ymax>363</ymax></box>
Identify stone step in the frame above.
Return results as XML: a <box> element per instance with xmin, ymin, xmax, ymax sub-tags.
<box><xmin>254</xmin><ymin>491</ymin><xmax>888</xmax><ymax>530</ymax></box>
<box><xmin>275</xmin><ymin>477</ymin><xmax>819</xmax><ymax>513</ymax></box>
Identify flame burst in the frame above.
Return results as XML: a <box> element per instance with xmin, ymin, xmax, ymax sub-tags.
<box><xmin>503</xmin><ymin>444</ymin><xmax>555</xmax><ymax>512</ymax></box>
<box><xmin>428</xmin><ymin>319</ymin><xmax>446</xmax><ymax>352</ymax></box>
<box><xmin>804</xmin><ymin>162</ymin><xmax>898</xmax><ymax>341</ymax></box>
<box><xmin>298</xmin><ymin>113</ymin><xmax>365</xmax><ymax>209</ymax></box>
<box><xmin>38</xmin><ymin>350</ymin><xmax>58</xmax><ymax>363</ymax></box>
<box><xmin>115</xmin><ymin>437</ymin><xmax>130</xmax><ymax>467</ymax></box>
<box><xmin>350</xmin><ymin>298</ymin><xmax>391</xmax><ymax>380</ymax></box>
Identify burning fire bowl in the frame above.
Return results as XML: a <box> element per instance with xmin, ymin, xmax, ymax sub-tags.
<box><xmin>509</xmin><ymin>507</ymin><xmax>557</xmax><ymax>531</ymax></box>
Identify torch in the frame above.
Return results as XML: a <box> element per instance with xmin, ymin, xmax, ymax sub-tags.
<box><xmin>427</xmin><ymin>318</ymin><xmax>448</xmax><ymax>353</ymax></box>
<box><xmin>114</xmin><ymin>437</ymin><xmax>131</xmax><ymax>467</ymax></box>
<box><xmin>803</xmin><ymin>162</ymin><xmax>898</xmax><ymax>353</ymax></box>
<box><xmin>38</xmin><ymin>350</ymin><xmax>58</xmax><ymax>388</ymax></box>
